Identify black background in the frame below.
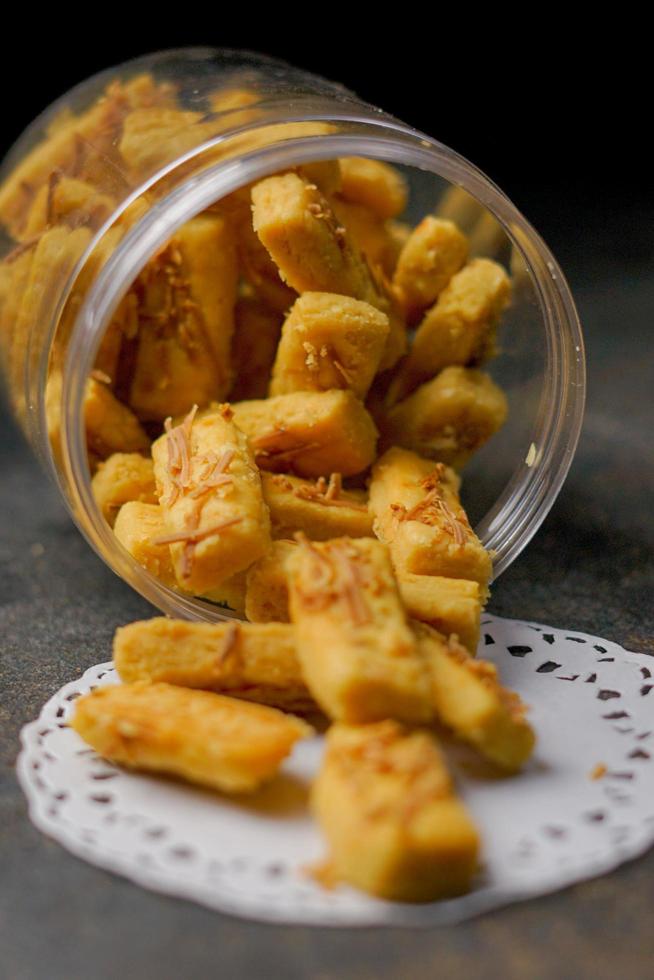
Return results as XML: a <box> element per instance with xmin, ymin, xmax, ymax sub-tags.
<box><xmin>0</xmin><ymin>20</ymin><xmax>648</xmax><ymax>273</ymax></box>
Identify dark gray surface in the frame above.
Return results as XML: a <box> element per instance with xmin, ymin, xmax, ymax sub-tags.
<box><xmin>1</xmin><ymin>211</ymin><xmax>653</xmax><ymax>979</ymax></box>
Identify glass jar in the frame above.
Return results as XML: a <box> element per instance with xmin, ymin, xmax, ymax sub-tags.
<box><xmin>0</xmin><ymin>47</ymin><xmax>585</xmax><ymax>620</ymax></box>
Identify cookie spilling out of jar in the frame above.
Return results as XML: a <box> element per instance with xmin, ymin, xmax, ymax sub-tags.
<box><xmin>0</xmin><ymin>76</ymin><xmax>534</xmax><ymax>905</ymax></box>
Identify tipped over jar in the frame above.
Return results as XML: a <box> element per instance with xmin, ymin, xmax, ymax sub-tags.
<box><xmin>0</xmin><ymin>47</ymin><xmax>585</xmax><ymax>620</ymax></box>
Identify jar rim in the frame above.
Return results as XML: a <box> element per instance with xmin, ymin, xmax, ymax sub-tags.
<box><xmin>55</xmin><ymin>119</ymin><xmax>585</xmax><ymax>619</ymax></box>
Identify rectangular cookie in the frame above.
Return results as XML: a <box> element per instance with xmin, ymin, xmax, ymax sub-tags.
<box><xmin>389</xmin><ymin>257</ymin><xmax>511</xmax><ymax>402</ymax></box>
<box><xmin>231</xmin><ymin>389</ymin><xmax>378</xmax><ymax>479</ymax></box>
<box><xmin>128</xmin><ymin>213</ymin><xmax>238</xmax><ymax>421</ymax></box>
<box><xmin>10</xmin><ymin>226</ymin><xmax>92</xmax><ymax>421</ymax></box>
<box><xmin>251</xmin><ymin>171</ymin><xmax>406</xmax><ymax>370</ymax></box>
<box><xmin>23</xmin><ymin>175</ymin><xmax>115</xmax><ymax>239</ymax></box>
<box><xmin>92</xmin><ymin>452</ymin><xmax>156</xmax><ymax>526</ymax></box>
<box><xmin>251</xmin><ymin>171</ymin><xmax>377</xmax><ymax>298</ymax></box>
<box><xmin>71</xmin><ymin>681</ymin><xmax>311</xmax><ymax>794</ymax></box>
<box><xmin>413</xmin><ymin>622</ymin><xmax>535</xmax><ymax>771</ymax></box>
<box><xmin>151</xmin><ymin>405</ymin><xmax>271</xmax><ymax>594</ymax></box>
<box><xmin>391</xmin><ymin>216</ymin><xmax>468</xmax><ymax>323</ymax></box>
<box><xmin>312</xmin><ymin>720</ymin><xmax>479</xmax><ymax>901</ymax></box>
<box><xmin>261</xmin><ymin>471</ymin><xmax>373</xmax><ymax>541</ymax></box>
<box><xmin>118</xmin><ymin>107</ymin><xmax>208</xmax><ymax>179</ymax></box>
<box><xmin>114</xmin><ymin>618</ymin><xmax>312</xmax><ymax>712</ymax></box>
<box><xmin>0</xmin><ymin>247</ymin><xmax>38</xmax><ymax>400</ymax></box>
<box><xmin>287</xmin><ymin>535</ymin><xmax>431</xmax><ymax>723</ymax></box>
<box><xmin>84</xmin><ymin>376</ymin><xmax>151</xmax><ymax>459</ymax></box>
<box><xmin>331</xmin><ymin>199</ymin><xmax>404</xmax><ymax>278</ymax></box>
<box><xmin>381</xmin><ymin>366</ymin><xmax>508</xmax><ymax>469</ymax></box>
<box><xmin>113</xmin><ymin>501</ymin><xmax>246</xmax><ymax>611</ymax></box>
<box><xmin>337</xmin><ymin>157</ymin><xmax>407</xmax><ymax>219</ymax></box>
<box><xmin>269</xmin><ymin>292</ymin><xmax>389</xmax><ymax>399</ymax></box>
<box><xmin>368</xmin><ymin>447</ymin><xmax>492</xmax><ymax>587</ymax></box>
<box><xmin>220</xmin><ymin>186</ymin><xmax>298</xmax><ymax>315</ymax></box>
<box><xmin>113</xmin><ymin>500</ymin><xmax>179</xmax><ymax>589</ymax></box>
<box><xmin>397</xmin><ymin>573</ymin><xmax>482</xmax><ymax>653</ymax></box>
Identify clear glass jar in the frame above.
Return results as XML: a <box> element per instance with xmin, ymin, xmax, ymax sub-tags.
<box><xmin>0</xmin><ymin>47</ymin><xmax>585</xmax><ymax>620</ymax></box>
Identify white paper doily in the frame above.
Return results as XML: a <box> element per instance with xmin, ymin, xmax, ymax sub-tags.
<box><xmin>17</xmin><ymin>615</ymin><xmax>654</xmax><ymax>927</ymax></box>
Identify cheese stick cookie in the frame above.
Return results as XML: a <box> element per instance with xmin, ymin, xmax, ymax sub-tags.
<box><xmin>113</xmin><ymin>501</ymin><xmax>246</xmax><ymax>610</ymax></box>
<box><xmin>331</xmin><ymin>199</ymin><xmax>404</xmax><ymax>277</ymax></box>
<box><xmin>0</xmin><ymin>248</ymin><xmax>37</xmax><ymax>395</ymax></box>
<box><xmin>244</xmin><ymin>543</ymin><xmax>481</xmax><ymax>635</ymax></box>
<box><xmin>398</xmin><ymin>574</ymin><xmax>482</xmax><ymax>653</ymax></box>
<box><xmin>202</xmin><ymin>569</ymin><xmax>248</xmax><ymax>615</ymax></box>
<box><xmin>231</xmin><ymin>389</ymin><xmax>378</xmax><ymax>479</ymax></box>
<box><xmin>435</xmin><ymin>185</ymin><xmax>484</xmax><ymax>232</ymax></box>
<box><xmin>413</xmin><ymin>622</ymin><xmax>535</xmax><ymax>771</ymax></box>
<box><xmin>251</xmin><ymin>171</ymin><xmax>406</xmax><ymax>369</ymax></box>
<box><xmin>251</xmin><ymin>171</ymin><xmax>376</xmax><ymax>297</ymax></box>
<box><xmin>151</xmin><ymin>405</ymin><xmax>270</xmax><ymax>593</ymax></box>
<box><xmin>84</xmin><ymin>377</ymin><xmax>150</xmax><ymax>459</ymax></box>
<box><xmin>261</xmin><ymin>471</ymin><xmax>373</xmax><ymax>541</ymax></box>
<box><xmin>392</xmin><ymin>216</ymin><xmax>468</xmax><ymax>324</ymax></box>
<box><xmin>114</xmin><ymin>501</ymin><xmax>179</xmax><ymax>589</ymax></box>
<box><xmin>381</xmin><ymin>366</ymin><xmax>508</xmax><ymax>469</ymax></box>
<box><xmin>128</xmin><ymin>213</ymin><xmax>238</xmax><ymax>421</ymax></box>
<box><xmin>269</xmin><ymin>292</ymin><xmax>389</xmax><ymax>399</ymax></box>
<box><xmin>220</xmin><ymin>187</ymin><xmax>298</xmax><ymax>314</ymax></box>
<box><xmin>92</xmin><ymin>452</ymin><xmax>157</xmax><ymax>526</ymax></box>
<box><xmin>312</xmin><ymin>720</ymin><xmax>479</xmax><ymax>901</ymax></box>
<box><xmin>337</xmin><ymin>157</ymin><xmax>408</xmax><ymax>219</ymax></box>
<box><xmin>71</xmin><ymin>682</ymin><xmax>311</xmax><ymax>794</ymax></box>
<box><xmin>114</xmin><ymin>618</ymin><xmax>313</xmax><ymax>713</ymax></box>
<box><xmin>389</xmin><ymin>258</ymin><xmax>511</xmax><ymax>402</ymax></box>
<box><xmin>287</xmin><ymin>535</ymin><xmax>431</xmax><ymax>723</ymax></box>
<box><xmin>207</xmin><ymin>85</ymin><xmax>260</xmax><ymax>116</ymax></box>
<box><xmin>10</xmin><ymin>226</ymin><xmax>91</xmax><ymax>421</ymax></box>
<box><xmin>368</xmin><ymin>447</ymin><xmax>492</xmax><ymax>587</ymax></box>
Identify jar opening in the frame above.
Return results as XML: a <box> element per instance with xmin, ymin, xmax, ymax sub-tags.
<box><xmin>54</xmin><ymin>124</ymin><xmax>584</xmax><ymax>620</ymax></box>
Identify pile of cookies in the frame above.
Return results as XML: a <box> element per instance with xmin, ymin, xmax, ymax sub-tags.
<box><xmin>71</xmin><ymin>152</ymin><xmax>532</xmax><ymax>903</ymax></box>
<box><xmin>74</xmin><ymin>544</ymin><xmax>534</xmax><ymax>902</ymax></box>
<box><xmin>0</xmin><ymin>76</ymin><xmax>532</xmax><ymax>902</ymax></box>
